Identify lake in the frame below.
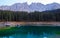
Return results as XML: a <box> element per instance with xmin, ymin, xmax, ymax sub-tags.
<box><xmin>0</xmin><ymin>24</ymin><xmax>60</xmax><ymax>38</ymax></box>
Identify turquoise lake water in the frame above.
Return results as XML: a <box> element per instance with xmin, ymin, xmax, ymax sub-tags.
<box><xmin>0</xmin><ymin>24</ymin><xmax>60</xmax><ymax>38</ymax></box>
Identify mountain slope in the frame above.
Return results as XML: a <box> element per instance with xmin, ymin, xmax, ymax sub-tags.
<box><xmin>0</xmin><ymin>3</ymin><xmax>60</xmax><ymax>12</ymax></box>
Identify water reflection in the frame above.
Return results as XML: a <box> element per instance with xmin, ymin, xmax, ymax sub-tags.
<box><xmin>2</xmin><ymin>32</ymin><xmax>60</xmax><ymax>38</ymax></box>
<box><xmin>0</xmin><ymin>25</ymin><xmax>60</xmax><ymax>38</ymax></box>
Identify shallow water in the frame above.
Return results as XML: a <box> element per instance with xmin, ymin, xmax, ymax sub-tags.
<box><xmin>0</xmin><ymin>24</ymin><xmax>60</xmax><ymax>38</ymax></box>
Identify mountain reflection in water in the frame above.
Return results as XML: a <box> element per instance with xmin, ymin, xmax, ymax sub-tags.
<box><xmin>0</xmin><ymin>24</ymin><xmax>60</xmax><ymax>38</ymax></box>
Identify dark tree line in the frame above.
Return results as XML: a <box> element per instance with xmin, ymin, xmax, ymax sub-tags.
<box><xmin>0</xmin><ymin>9</ymin><xmax>60</xmax><ymax>22</ymax></box>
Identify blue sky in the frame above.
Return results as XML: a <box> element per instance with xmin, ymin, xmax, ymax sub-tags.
<box><xmin>0</xmin><ymin>0</ymin><xmax>60</xmax><ymax>6</ymax></box>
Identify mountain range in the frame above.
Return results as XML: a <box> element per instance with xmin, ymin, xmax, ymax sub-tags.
<box><xmin>0</xmin><ymin>2</ymin><xmax>60</xmax><ymax>12</ymax></box>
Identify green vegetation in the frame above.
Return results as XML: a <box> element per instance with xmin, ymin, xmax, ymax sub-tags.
<box><xmin>0</xmin><ymin>9</ymin><xmax>60</xmax><ymax>22</ymax></box>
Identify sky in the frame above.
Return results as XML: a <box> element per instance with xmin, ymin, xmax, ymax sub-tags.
<box><xmin>0</xmin><ymin>0</ymin><xmax>60</xmax><ymax>6</ymax></box>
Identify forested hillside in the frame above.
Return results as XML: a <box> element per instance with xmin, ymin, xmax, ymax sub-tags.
<box><xmin>0</xmin><ymin>9</ymin><xmax>60</xmax><ymax>22</ymax></box>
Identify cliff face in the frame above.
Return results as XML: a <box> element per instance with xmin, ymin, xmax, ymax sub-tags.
<box><xmin>0</xmin><ymin>3</ymin><xmax>60</xmax><ymax>12</ymax></box>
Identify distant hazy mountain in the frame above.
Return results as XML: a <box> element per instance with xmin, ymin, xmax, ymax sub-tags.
<box><xmin>0</xmin><ymin>2</ymin><xmax>60</xmax><ymax>12</ymax></box>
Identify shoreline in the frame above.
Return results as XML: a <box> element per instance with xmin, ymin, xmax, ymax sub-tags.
<box><xmin>0</xmin><ymin>22</ymin><xmax>60</xmax><ymax>25</ymax></box>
